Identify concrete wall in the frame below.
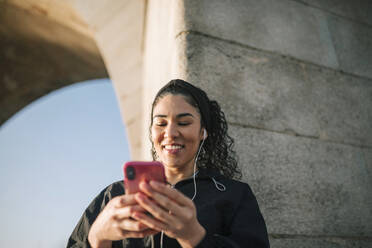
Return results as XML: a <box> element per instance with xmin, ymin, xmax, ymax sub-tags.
<box><xmin>170</xmin><ymin>0</ymin><xmax>372</xmax><ymax>247</ymax></box>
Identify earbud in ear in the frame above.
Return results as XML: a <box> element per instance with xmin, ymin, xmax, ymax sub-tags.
<box><xmin>203</xmin><ymin>129</ymin><xmax>207</xmax><ymax>140</ymax></box>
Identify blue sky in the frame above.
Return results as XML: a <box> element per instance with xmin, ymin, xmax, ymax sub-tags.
<box><xmin>0</xmin><ymin>79</ymin><xmax>130</xmax><ymax>247</ymax></box>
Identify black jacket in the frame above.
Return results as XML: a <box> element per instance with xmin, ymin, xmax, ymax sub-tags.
<box><xmin>67</xmin><ymin>170</ymin><xmax>270</xmax><ymax>248</ymax></box>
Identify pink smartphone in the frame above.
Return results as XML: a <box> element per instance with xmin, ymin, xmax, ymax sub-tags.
<box><xmin>123</xmin><ymin>161</ymin><xmax>166</xmax><ymax>194</ymax></box>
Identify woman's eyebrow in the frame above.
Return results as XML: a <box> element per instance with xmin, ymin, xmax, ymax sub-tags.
<box><xmin>153</xmin><ymin>113</ymin><xmax>194</xmax><ymax>119</ymax></box>
<box><xmin>177</xmin><ymin>113</ymin><xmax>194</xmax><ymax>118</ymax></box>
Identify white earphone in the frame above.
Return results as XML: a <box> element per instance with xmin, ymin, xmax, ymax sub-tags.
<box><xmin>203</xmin><ymin>129</ymin><xmax>207</xmax><ymax>140</ymax></box>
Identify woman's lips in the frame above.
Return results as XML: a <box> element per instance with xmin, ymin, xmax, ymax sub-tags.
<box><xmin>163</xmin><ymin>144</ymin><xmax>184</xmax><ymax>154</ymax></box>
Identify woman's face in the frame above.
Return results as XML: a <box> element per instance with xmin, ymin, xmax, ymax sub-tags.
<box><xmin>151</xmin><ymin>94</ymin><xmax>204</xmax><ymax>172</ymax></box>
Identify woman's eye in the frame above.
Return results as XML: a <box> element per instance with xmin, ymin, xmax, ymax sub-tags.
<box><xmin>178</xmin><ymin>122</ymin><xmax>190</xmax><ymax>126</ymax></box>
<box><xmin>155</xmin><ymin>122</ymin><xmax>166</xmax><ymax>126</ymax></box>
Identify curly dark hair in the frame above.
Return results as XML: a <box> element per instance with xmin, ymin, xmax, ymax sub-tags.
<box><xmin>149</xmin><ymin>79</ymin><xmax>241</xmax><ymax>179</ymax></box>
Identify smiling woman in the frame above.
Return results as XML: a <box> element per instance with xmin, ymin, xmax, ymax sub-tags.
<box><xmin>151</xmin><ymin>94</ymin><xmax>204</xmax><ymax>184</ymax></box>
<box><xmin>67</xmin><ymin>79</ymin><xmax>270</xmax><ymax>248</ymax></box>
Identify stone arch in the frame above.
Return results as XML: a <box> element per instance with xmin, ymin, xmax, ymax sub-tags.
<box><xmin>0</xmin><ymin>0</ymin><xmax>108</xmax><ymax>124</ymax></box>
<box><xmin>0</xmin><ymin>0</ymin><xmax>147</xmax><ymax>159</ymax></box>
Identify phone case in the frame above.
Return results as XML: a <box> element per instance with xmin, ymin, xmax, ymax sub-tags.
<box><xmin>123</xmin><ymin>161</ymin><xmax>166</xmax><ymax>194</ymax></box>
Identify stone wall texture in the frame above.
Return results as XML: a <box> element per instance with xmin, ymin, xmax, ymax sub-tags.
<box><xmin>176</xmin><ymin>0</ymin><xmax>372</xmax><ymax>247</ymax></box>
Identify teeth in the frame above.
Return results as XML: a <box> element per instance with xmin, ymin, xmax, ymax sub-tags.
<box><xmin>164</xmin><ymin>145</ymin><xmax>182</xmax><ymax>149</ymax></box>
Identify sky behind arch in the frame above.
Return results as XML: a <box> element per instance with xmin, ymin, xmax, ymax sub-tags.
<box><xmin>0</xmin><ymin>79</ymin><xmax>130</xmax><ymax>247</ymax></box>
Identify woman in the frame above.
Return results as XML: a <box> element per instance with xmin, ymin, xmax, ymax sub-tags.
<box><xmin>67</xmin><ymin>79</ymin><xmax>270</xmax><ymax>248</ymax></box>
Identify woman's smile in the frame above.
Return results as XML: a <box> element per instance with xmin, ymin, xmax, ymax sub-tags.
<box><xmin>162</xmin><ymin>143</ymin><xmax>185</xmax><ymax>154</ymax></box>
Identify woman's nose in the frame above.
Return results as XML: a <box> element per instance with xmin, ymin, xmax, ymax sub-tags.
<box><xmin>164</xmin><ymin>123</ymin><xmax>178</xmax><ymax>138</ymax></box>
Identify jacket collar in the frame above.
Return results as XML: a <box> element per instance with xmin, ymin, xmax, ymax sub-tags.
<box><xmin>197</xmin><ymin>168</ymin><xmax>224</xmax><ymax>180</ymax></box>
<box><xmin>171</xmin><ymin>168</ymin><xmax>225</xmax><ymax>188</ymax></box>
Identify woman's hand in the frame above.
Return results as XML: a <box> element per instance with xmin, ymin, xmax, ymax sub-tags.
<box><xmin>132</xmin><ymin>181</ymin><xmax>206</xmax><ymax>248</ymax></box>
<box><xmin>88</xmin><ymin>194</ymin><xmax>159</xmax><ymax>248</ymax></box>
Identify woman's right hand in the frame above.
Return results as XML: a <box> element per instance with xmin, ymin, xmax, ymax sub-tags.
<box><xmin>88</xmin><ymin>194</ymin><xmax>159</xmax><ymax>248</ymax></box>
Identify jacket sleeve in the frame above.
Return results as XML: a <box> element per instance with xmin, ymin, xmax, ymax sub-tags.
<box><xmin>196</xmin><ymin>184</ymin><xmax>270</xmax><ymax>248</ymax></box>
<box><xmin>66</xmin><ymin>185</ymin><xmax>117</xmax><ymax>248</ymax></box>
